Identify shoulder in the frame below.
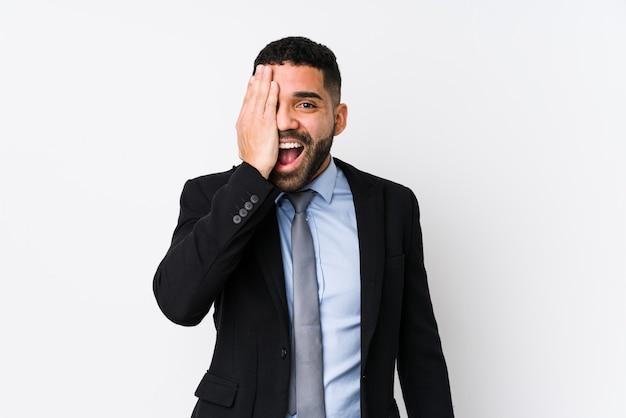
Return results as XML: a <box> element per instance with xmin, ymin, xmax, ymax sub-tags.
<box><xmin>334</xmin><ymin>158</ymin><xmax>420</xmax><ymax>226</ymax></box>
<box><xmin>173</xmin><ymin>167</ymin><xmax>236</xmax><ymax>215</ymax></box>
<box><xmin>334</xmin><ymin>158</ymin><xmax>416</xmax><ymax>200</ymax></box>
<box><xmin>185</xmin><ymin>165</ymin><xmax>237</xmax><ymax>191</ymax></box>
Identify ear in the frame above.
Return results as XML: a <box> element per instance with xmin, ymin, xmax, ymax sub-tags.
<box><xmin>333</xmin><ymin>103</ymin><xmax>348</xmax><ymax>136</ymax></box>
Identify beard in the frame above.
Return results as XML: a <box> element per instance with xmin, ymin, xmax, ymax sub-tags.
<box><xmin>269</xmin><ymin>128</ymin><xmax>334</xmax><ymax>192</ymax></box>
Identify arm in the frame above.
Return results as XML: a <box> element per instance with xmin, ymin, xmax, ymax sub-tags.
<box><xmin>154</xmin><ymin>65</ymin><xmax>281</xmax><ymax>326</ymax></box>
<box><xmin>153</xmin><ymin>164</ymin><xmax>279</xmax><ymax>326</ymax></box>
<box><xmin>397</xmin><ymin>191</ymin><xmax>454</xmax><ymax>417</ymax></box>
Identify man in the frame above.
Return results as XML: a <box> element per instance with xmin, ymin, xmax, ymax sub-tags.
<box><xmin>153</xmin><ymin>36</ymin><xmax>454</xmax><ymax>418</ymax></box>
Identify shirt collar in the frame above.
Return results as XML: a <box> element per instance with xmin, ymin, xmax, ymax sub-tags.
<box><xmin>305</xmin><ymin>156</ymin><xmax>336</xmax><ymax>203</ymax></box>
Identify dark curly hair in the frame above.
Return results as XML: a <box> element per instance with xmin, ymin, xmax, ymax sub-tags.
<box><xmin>253</xmin><ymin>36</ymin><xmax>342</xmax><ymax>104</ymax></box>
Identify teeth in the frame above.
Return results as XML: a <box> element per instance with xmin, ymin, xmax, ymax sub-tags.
<box><xmin>279</xmin><ymin>142</ymin><xmax>303</xmax><ymax>150</ymax></box>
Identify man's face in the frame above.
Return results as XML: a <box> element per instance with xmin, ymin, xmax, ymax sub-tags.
<box><xmin>268</xmin><ymin>63</ymin><xmax>347</xmax><ymax>192</ymax></box>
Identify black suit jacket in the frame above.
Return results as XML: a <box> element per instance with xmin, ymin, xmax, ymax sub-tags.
<box><xmin>154</xmin><ymin>158</ymin><xmax>454</xmax><ymax>417</ymax></box>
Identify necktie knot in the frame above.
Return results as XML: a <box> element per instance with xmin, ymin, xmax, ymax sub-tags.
<box><xmin>286</xmin><ymin>190</ymin><xmax>315</xmax><ymax>214</ymax></box>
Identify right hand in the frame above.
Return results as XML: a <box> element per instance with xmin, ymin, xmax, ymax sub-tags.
<box><xmin>235</xmin><ymin>65</ymin><xmax>280</xmax><ymax>179</ymax></box>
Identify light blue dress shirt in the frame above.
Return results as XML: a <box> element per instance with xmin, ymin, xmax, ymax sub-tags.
<box><xmin>276</xmin><ymin>158</ymin><xmax>361</xmax><ymax>418</ymax></box>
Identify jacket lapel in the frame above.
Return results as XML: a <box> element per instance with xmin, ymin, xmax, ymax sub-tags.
<box><xmin>335</xmin><ymin>159</ymin><xmax>385</xmax><ymax>367</ymax></box>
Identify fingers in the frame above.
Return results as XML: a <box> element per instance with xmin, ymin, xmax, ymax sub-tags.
<box><xmin>265</xmin><ymin>79</ymin><xmax>279</xmax><ymax>119</ymax></box>
<box><xmin>240</xmin><ymin>65</ymin><xmax>274</xmax><ymax>119</ymax></box>
<box><xmin>235</xmin><ymin>65</ymin><xmax>280</xmax><ymax>179</ymax></box>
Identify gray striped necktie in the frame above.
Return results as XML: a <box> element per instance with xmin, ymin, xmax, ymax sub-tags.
<box><xmin>286</xmin><ymin>190</ymin><xmax>325</xmax><ymax>418</ymax></box>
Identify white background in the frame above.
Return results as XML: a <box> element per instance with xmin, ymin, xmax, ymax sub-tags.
<box><xmin>1</xmin><ymin>1</ymin><xmax>625</xmax><ymax>417</ymax></box>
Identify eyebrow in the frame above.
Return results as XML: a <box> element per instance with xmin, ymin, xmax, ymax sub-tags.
<box><xmin>293</xmin><ymin>91</ymin><xmax>324</xmax><ymax>101</ymax></box>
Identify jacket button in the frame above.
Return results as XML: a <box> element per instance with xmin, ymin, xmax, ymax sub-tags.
<box><xmin>232</xmin><ymin>215</ymin><xmax>242</xmax><ymax>224</ymax></box>
<box><xmin>250</xmin><ymin>194</ymin><xmax>259</xmax><ymax>204</ymax></box>
<box><xmin>239</xmin><ymin>208</ymin><xmax>248</xmax><ymax>217</ymax></box>
<box><xmin>280</xmin><ymin>348</ymin><xmax>288</xmax><ymax>359</ymax></box>
<box><xmin>244</xmin><ymin>201</ymin><xmax>253</xmax><ymax>210</ymax></box>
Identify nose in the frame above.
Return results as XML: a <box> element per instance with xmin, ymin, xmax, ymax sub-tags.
<box><xmin>276</xmin><ymin>103</ymin><xmax>299</xmax><ymax>132</ymax></box>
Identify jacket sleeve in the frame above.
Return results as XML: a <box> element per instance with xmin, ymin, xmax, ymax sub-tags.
<box><xmin>153</xmin><ymin>163</ymin><xmax>280</xmax><ymax>326</ymax></box>
<box><xmin>397</xmin><ymin>191</ymin><xmax>454</xmax><ymax>417</ymax></box>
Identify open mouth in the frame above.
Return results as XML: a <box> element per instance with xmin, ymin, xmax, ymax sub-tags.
<box><xmin>277</xmin><ymin>142</ymin><xmax>304</xmax><ymax>168</ymax></box>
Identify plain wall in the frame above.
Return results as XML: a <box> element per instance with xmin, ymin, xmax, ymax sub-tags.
<box><xmin>1</xmin><ymin>1</ymin><xmax>624</xmax><ymax>417</ymax></box>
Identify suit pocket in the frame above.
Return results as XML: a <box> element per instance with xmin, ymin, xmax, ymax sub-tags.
<box><xmin>194</xmin><ymin>371</ymin><xmax>238</xmax><ymax>407</ymax></box>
